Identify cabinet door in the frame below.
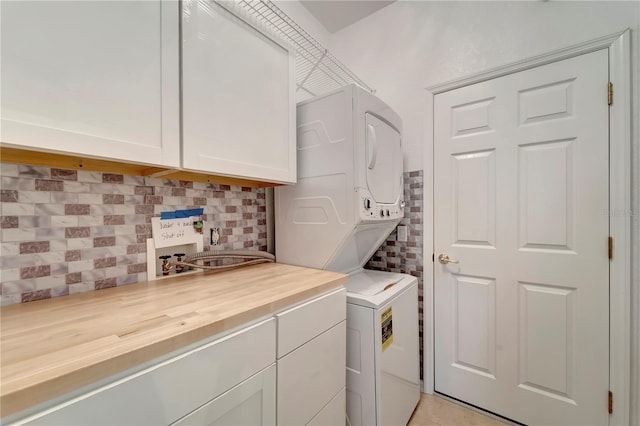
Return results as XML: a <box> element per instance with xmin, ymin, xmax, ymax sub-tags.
<box><xmin>277</xmin><ymin>321</ymin><xmax>346</xmax><ymax>425</ymax></box>
<box><xmin>0</xmin><ymin>1</ymin><xmax>180</xmax><ymax>167</ymax></box>
<box><xmin>182</xmin><ymin>0</ymin><xmax>296</xmax><ymax>184</ymax></box>
<box><xmin>307</xmin><ymin>388</ymin><xmax>346</xmax><ymax>426</ymax></box>
<box><xmin>172</xmin><ymin>364</ymin><xmax>276</xmax><ymax>426</ymax></box>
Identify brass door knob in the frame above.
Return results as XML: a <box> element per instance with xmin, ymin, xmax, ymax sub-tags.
<box><xmin>438</xmin><ymin>254</ymin><xmax>459</xmax><ymax>264</ymax></box>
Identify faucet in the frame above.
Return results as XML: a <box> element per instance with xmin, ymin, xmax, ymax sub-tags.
<box><xmin>159</xmin><ymin>255</ymin><xmax>173</xmax><ymax>276</ymax></box>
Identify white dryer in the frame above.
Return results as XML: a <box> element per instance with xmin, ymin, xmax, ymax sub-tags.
<box><xmin>275</xmin><ymin>84</ymin><xmax>404</xmax><ymax>273</ymax></box>
<box><xmin>275</xmin><ymin>84</ymin><xmax>420</xmax><ymax>426</ymax></box>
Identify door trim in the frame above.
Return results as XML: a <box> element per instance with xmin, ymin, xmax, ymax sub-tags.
<box><xmin>426</xmin><ymin>30</ymin><xmax>628</xmax><ymax>95</ymax></box>
<box><xmin>423</xmin><ymin>29</ymin><xmax>632</xmax><ymax>425</ymax></box>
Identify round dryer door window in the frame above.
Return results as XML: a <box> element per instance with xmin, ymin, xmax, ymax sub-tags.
<box><xmin>365</xmin><ymin>113</ymin><xmax>402</xmax><ymax>204</ymax></box>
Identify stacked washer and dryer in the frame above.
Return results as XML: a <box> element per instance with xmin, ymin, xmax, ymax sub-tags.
<box><xmin>276</xmin><ymin>84</ymin><xmax>420</xmax><ymax>426</ymax></box>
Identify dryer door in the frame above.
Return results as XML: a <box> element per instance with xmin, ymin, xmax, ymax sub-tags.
<box><xmin>365</xmin><ymin>113</ymin><xmax>402</xmax><ymax>204</ymax></box>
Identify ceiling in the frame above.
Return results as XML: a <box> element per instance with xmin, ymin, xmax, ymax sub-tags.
<box><xmin>300</xmin><ymin>0</ymin><xmax>395</xmax><ymax>33</ymax></box>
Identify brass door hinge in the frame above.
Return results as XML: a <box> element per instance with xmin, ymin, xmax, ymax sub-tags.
<box><xmin>608</xmin><ymin>236</ymin><xmax>613</xmax><ymax>260</ymax></box>
<box><xmin>608</xmin><ymin>82</ymin><xmax>613</xmax><ymax>105</ymax></box>
<box><xmin>608</xmin><ymin>390</ymin><xmax>613</xmax><ymax>414</ymax></box>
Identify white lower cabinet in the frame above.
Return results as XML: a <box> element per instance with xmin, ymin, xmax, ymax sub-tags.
<box><xmin>308</xmin><ymin>388</ymin><xmax>347</xmax><ymax>426</ymax></box>
<box><xmin>277</xmin><ymin>322</ymin><xmax>346</xmax><ymax>425</ymax></box>
<box><xmin>172</xmin><ymin>364</ymin><xmax>276</xmax><ymax>426</ymax></box>
<box><xmin>276</xmin><ymin>288</ymin><xmax>347</xmax><ymax>426</ymax></box>
<box><xmin>11</xmin><ymin>318</ymin><xmax>275</xmax><ymax>426</ymax></box>
<box><xmin>6</xmin><ymin>289</ymin><xmax>347</xmax><ymax>426</ymax></box>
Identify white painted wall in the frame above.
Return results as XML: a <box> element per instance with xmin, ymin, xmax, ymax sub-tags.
<box><xmin>330</xmin><ymin>0</ymin><xmax>638</xmax><ymax>173</ymax></box>
<box><xmin>273</xmin><ymin>1</ymin><xmax>332</xmax><ymax>52</ymax></box>
<box><xmin>328</xmin><ymin>1</ymin><xmax>640</xmax><ymax>423</ymax></box>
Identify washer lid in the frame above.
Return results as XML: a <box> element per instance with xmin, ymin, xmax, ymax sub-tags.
<box><xmin>345</xmin><ymin>269</ymin><xmax>417</xmax><ymax>308</ymax></box>
<box><xmin>345</xmin><ymin>269</ymin><xmax>404</xmax><ymax>296</ymax></box>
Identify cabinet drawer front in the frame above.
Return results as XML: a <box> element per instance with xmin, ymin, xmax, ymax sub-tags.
<box><xmin>172</xmin><ymin>364</ymin><xmax>276</xmax><ymax>426</ymax></box>
<box><xmin>277</xmin><ymin>321</ymin><xmax>346</xmax><ymax>426</ymax></box>
<box><xmin>277</xmin><ymin>288</ymin><xmax>345</xmax><ymax>357</ymax></box>
<box><xmin>15</xmin><ymin>318</ymin><xmax>275</xmax><ymax>426</ymax></box>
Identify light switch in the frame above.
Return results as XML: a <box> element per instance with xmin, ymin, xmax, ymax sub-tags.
<box><xmin>397</xmin><ymin>225</ymin><xmax>408</xmax><ymax>242</ymax></box>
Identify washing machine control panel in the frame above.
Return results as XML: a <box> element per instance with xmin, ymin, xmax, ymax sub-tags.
<box><xmin>358</xmin><ymin>189</ymin><xmax>404</xmax><ymax>222</ymax></box>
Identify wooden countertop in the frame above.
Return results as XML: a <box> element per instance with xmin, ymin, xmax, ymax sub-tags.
<box><xmin>0</xmin><ymin>263</ymin><xmax>347</xmax><ymax>417</ymax></box>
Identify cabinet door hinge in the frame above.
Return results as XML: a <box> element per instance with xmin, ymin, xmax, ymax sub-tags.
<box><xmin>608</xmin><ymin>390</ymin><xmax>613</xmax><ymax>414</ymax></box>
<box><xmin>608</xmin><ymin>82</ymin><xmax>613</xmax><ymax>105</ymax></box>
<box><xmin>608</xmin><ymin>236</ymin><xmax>613</xmax><ymax>260</ymax></box>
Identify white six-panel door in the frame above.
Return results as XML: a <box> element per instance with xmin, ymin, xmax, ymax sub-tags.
<box><xmin>434</xmin><ymin>49</ymin><xmax>609</xmax><ymax>425</ymax></box>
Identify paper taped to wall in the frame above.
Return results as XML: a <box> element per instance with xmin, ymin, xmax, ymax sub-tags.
<box><xmin>151</xmin><ymin>217</ymin><xmax>202</xmax><ymax>249</ymax></box>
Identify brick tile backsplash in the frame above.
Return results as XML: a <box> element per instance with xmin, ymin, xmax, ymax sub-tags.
<box><xmin>1</xmin><ymin>216</ymin><xmax>19</xmax><ymax>229</ymax></box>
<box><xmin>22</xmin><ymin>289</ymin><xmax>52</xmax><ymax>303</ymax></box>
<box><xmin>65</xmin><ymin>272</ymin><xmax>82</xmax><ymax>284</ymax></box>
<box><xmin>135</xmin><ymin>186</ymin><xmax>154</xmax><ymax>196</ymax></box>
<box><xmin>95</xmin><ymin>278</ymin><xmax>117</xmax><ymax>290</ymax></box>
<box><xmin>102</xmin><ymin>194</ymin><xmax>124</xmax><ymax>204</ymax></box>
<box><xmin>50</xmin><ymin>168</ymin><xmax>78</xmax><ymax>181</ymax></box>
<box><xmin>193</xmin><ymin>197</ymin><xmax>207</xmax><ymax>206</ymax></box>
<box><xmin>171</xmin><ymin>187</ymin><xmax>185</xmax><ymax>197</ymax></box>
<box><xmin>65</xmin><ymin>227</ymin><xmax>91</xmax><ymax>239</ymax></box>
<box><xmin>144</xmin><ymin>195</ymin><xmax>163</xmax><ymax>205</ymax></box>
<box><xmin>104</xmin><ymin>215</ymin><xmax>125</xmax><ymax>225</ymax></box>
<box><xmin>1</xmin><ymin>190</ymin><xmax>18</xmax><ymax>202</ymax></box>
<box><xmin>94</xmin><ymin>257</ymin><xmax>116</xmax><ymax>269</ymax></box>
<box><xmin>94</xmin><ymin>236</ymin><xmax>116</xmax><ymax>247</ymax></box>
<box><xmin>102</xmin><ymin>173</ymin><xmax>124</xmax><ymax>184</ymax></box>
<box><xmin>365</xmin><ymin>170</ymin><xmax>424</xmax><ymax>381</ymax></box>
<box><xmin>127</xmin><ymin>263</ymin><xmax>147</xmax><ymax>274</ymax></box>
<box><xmin>65</xmin><ymin>204</ymin><xmax>90</xmax><ymax>215</ymax></box>
<box><xmin>65</xmin><ymin>250</ymin><xmax>81</xmax><ymax>262</ymax></box>
<box><xmin>20</xmin><ymin>241</ymin><xmax>50</xmax><ymax>254</ymax></box>
<box><xmin>0</xmin><ymin>163</ymin><xmax>267</xmax><ymax>306</ymax></box>
<box><xmin>35</xmin><ymin>179</ymin><xmax>64</xmax><ymax>191</ymax></box>
<box><xmin>20</xmin><ymin>265</ymin><xmax>51</xmax><ymax>279</ymax></box>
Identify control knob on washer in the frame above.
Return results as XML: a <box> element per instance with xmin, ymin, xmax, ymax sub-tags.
<box><xmin>364</xmin><ymin>198</ymin><xmax>372</xmax><ymax>210</ymax></box>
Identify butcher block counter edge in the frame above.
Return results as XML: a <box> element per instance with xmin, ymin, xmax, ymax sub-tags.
<box><xmin>0</xmin><ymin>263</ymin><xmax>347</xmax><ymax>417</ymax></box>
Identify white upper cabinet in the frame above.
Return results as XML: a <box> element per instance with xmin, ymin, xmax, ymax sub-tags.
<box><xmin>0</xmin><ymin>1</ymin><xmax>180</xmax><ymax>167</ymax></box>
<box><xmin>181</xmin><ymin>0</ymin><xmax>297</xmax><ymax>184</ymax></box>
<box><xmin>1</xmin><ymin>0</ymin><xmax>296</xmax><ymax>184</ymax></box>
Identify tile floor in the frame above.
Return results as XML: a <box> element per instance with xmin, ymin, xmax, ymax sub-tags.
<box><xmin>408</xmin><ymin>394</ymin><xmax>507</xmax><ymax>426</ymax></box>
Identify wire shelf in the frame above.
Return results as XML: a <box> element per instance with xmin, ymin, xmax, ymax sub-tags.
<box><xmin>237</xmin><ymin>0</ymin><xmax>373</xmax><ymax>100</ymax></box>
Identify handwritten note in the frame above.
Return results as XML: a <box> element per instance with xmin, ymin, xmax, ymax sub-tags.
<box><xmin>151</xmin><ymin>217</ymin><xmax>202</xmax><ymax>249</ymax></box>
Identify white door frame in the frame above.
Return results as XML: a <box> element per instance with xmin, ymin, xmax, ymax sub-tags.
<box><xmin>424</xmin><ymin>29</ymin><xmax>632</xmax><ymax>425</ymax></box>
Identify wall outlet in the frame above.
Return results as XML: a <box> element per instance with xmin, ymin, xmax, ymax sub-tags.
<box><xmin>210</xmin><ymin>227</ymin><xmax>220</xmax><ymax>246</ymax></box>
